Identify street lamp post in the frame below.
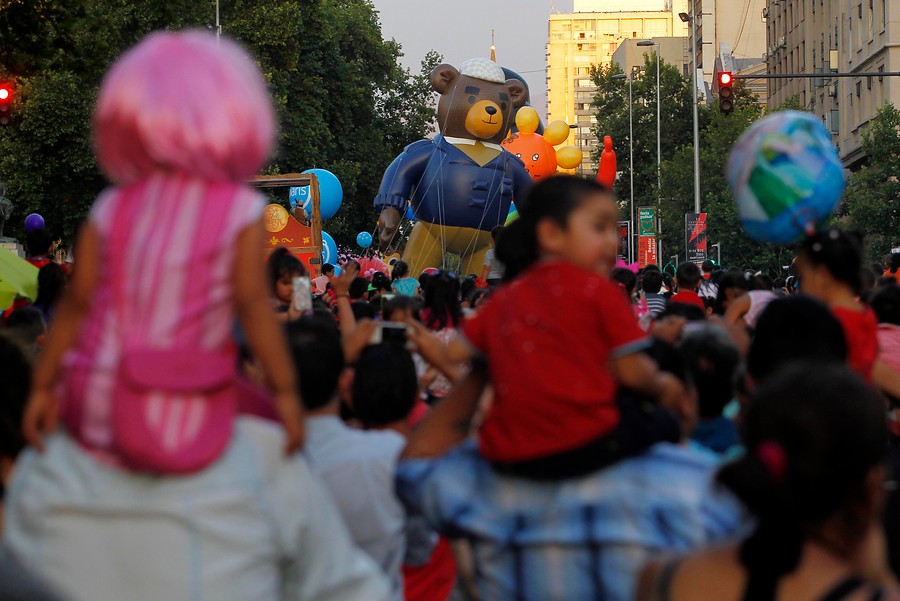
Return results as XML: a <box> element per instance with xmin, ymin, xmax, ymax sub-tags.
<box><xmin>711</xmin><ymin>242</ymin><xmax>721</xmax><ymax>266</ymax></box>
<box><xmin>637</xmin><ymin>40</ymin><xmax>661</xmax><ymax>196</ymax></box>
<box><xmin>679</xmin><ymin>6</ymin><xmax>701</xmax><ymax>215</ymax></box>
<box><xmin>612</xmin><ymin>73</ymin><xmax>634</xmax><ymax>263</ymax></box>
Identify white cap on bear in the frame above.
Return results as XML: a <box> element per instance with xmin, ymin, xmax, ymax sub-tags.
<box><xmin>460</xmin><ymin>58</ymin><xmax>506</xmax><ymax>84</ymax></box>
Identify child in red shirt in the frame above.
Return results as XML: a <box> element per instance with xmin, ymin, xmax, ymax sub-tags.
<box><xmin>795</xmin><ymin>228</ymin><xmax>900</xmax><ymax>397</ymax></box>
<box><xmin>414</xmin><ymin>176</ymin><xmax>684</xmax><ymax>479</ymax></box>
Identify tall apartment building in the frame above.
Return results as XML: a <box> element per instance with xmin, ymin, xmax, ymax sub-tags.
<box><xmin>766</xmin><ymin>0</ymin><xmax>899</xmax><ymax>168</ymax></box>
<box><xmin>686</xmin><ymin>0</ymin><xmax>768</xmax><ymax>88</ymax></box>
<box><xmin>546</xmin><ymin>0</ymin><xmax>689</xmax><ymax>174</ymax></box>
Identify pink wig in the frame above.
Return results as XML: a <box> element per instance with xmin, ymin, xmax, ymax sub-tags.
<box><xmin>93</xmin><ymin>31</ymin><xmax>275</xmax><ymax>184</ymax></box>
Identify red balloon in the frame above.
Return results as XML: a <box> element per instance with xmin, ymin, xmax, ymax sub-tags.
<box><xmin>596</xmin><ymin>136</ymin><xmax>617</xmax><ymax>189</ymax></box>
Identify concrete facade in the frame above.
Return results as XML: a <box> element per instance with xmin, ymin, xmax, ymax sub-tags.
<box><xmin>686</xmin><ymin>0</ymin><xmax>768</xmax><ymax>88</ymax></box>
<box><xmin>547</xmin><ymin>2</ymin><xmax>689</xmax><ymax>174</ymax></box>
<box><xmin>765</xmin><ymin>0</ymin><xmax>900</xmax><ymax>167</ymax></box>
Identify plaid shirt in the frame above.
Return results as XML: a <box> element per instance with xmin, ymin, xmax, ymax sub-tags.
<box><xmin>396</xmin><ymin>441</ymin><xmax>743</xmax><ymax>601</ymax></box>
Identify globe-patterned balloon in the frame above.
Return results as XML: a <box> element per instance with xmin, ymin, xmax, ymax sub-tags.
<box><xmin>726</xmin><ymin>111</ymin><xmax>845</xmax><ymax>244</ymax></box>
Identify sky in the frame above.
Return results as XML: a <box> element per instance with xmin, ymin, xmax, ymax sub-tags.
<box><xmin>371</xmin><ymin>0</ymin><xmax>575</xmax><ymax>122</ymax></box>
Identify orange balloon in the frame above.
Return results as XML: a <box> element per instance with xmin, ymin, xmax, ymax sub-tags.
<box><xmin>502</xmin><ymin>132</ymin><xmax>558</xmax><ymax>181</ymax></box>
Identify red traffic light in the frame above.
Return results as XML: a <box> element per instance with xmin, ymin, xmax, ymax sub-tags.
<box><xmin>0</xmin><ymin>82</ymin><xmax>13</xmax><ymax>126</ymax></box>
<box><xmin>718</xmin><ymin>72</ymin><xmax>733</xmax><ymax>86</ymax></box>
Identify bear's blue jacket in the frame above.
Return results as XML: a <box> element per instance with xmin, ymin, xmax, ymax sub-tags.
<box><xmin>374</xmin><ymin>134</ymin><xmax>533</xmax><ymax>231</ymax></box>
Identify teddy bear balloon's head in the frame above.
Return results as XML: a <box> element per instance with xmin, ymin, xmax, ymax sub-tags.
<box><xmin>430</xmin><ymin>58</ymin><xmax>528</xmax><ymax>145</ymax></box>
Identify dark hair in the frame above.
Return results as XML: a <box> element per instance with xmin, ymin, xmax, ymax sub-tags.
<box><xmin>35</xmin><ymin>262</ymin><xmax>66</xmax><ymax>309</ymax></box>
<box><xmin>285</xmin><ymin>314</ymin><xmax>344</xmax><ymax>411</ymax></box>
<box><xmin>490</xmin><ymin>225</ymin><xmax>505</xmax><ymax>243</ymax></box>
<box><xmin>384</xmin><ymin>295</ymin><xmax>421</xmax><ymax>322</ymax></box>
<box><xmin>610</xmin><ymin>267</ymin><xmax>637</xmax><ymax>296</ymax></box>
<box><xmin>460</xmin><ymin>277</ymin><xmax>478</xmax><ymax>304</ymax></box>
<box><xmin>25</xmin><ymin>228</ymin><xmax>52</xmax><ymax>257</ymax></box>
<box><xmin>496</xmin><ymin>176</ymin><xmax>610</xmax><ymax>282</ymax></box>
<box><xmin>349</xmin><ymin>276</ymin><xmax>369</xmax><ymax>300</ymax></box>
<box><xmin>641</xmin><ymin>269</ymin><xmax>663</xmax><ymax>294</ymax></box>
<box><xmin>352</xmin><ymin>344</ymin><xmax>418</xmax><ymax>427</ymax></box>
<box><xmin>891</xmin><ymin>252</ymin><xmax>900</xmax><ymax>273</ymax></box>
<box><xmin>351</xmin><ymin>301</ymin><xmax>376</xmax><ymax>321</ymax></box>
<box><xmin>701</xmin><ymin>259</ymin><xmax>715</xmax><ymax>273</ymax></box>
<box><xmin>747</xmin><ymin>296</ymin><xmax>847</xmax><ymax>382</ymax></box>
<box><xmin>0</xmin><ymin>335</ymin><xmax>31</xmax><ymax>460</ymax></box>
<box><xmin>799</xmin><ymin>228</ymin><xmax>864</xmax><ymax>294</ymax></box>
<box><xmin>717</xmin><ymin>363</ymin><xmax>886</xmax><ymax>598</ymax></box>
<box><xmin>418</xmin><ymin>272</ymin><xmax>431</xmax><ymax>290</ymax></box>
<box><xmin>870</xmin><ymin>284</ymin><xmax>900</xmax><ymax>326</ymax></box>
<box><xmin>676</xmin><ymin>262</ymin><xmax>701</xmax><ymax>290</ymax></box>
<box><xmin>714</xmin><ymin>271</ymin><xmax>752</xmax><ymax>315</ymax></box>
<box><xmin>371</xmin><ymin>272</ymin><xmax>392</xmax><ymax>293</ymax></box>
<box><xmin>5</xmin><ymin>307</ymin><xmax>46</xmax><ymax>346</ymax></box>
<box><xmin>423</xmin><ymin>272</ymin><xmax>461</xmax><ymax>329</ymax></box>
<box><xmin>391</xmin><ymin>260</ymin><xmax>410</xmax><ymax>280</ymax></box>
<box><xmin>657</xmin><ymin>302</ymin><xmax>706</xmax><ymax>322</ymax></box>
<box><xmin>678</xmin><ymin>325</ymin><xmax>741</xmax><ymax>418</ymax></box>
<box><xmin>321</xmin><ymin>263</ymin><xmax>335</xmax><ymax>276</ymax></box>
<box><xmin>266</xmin><ymin>247</ymin><xmax>306</xmax><ymax>296</ymax></box>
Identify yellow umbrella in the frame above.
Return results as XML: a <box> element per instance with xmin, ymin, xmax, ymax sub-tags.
<box><xmin>0</xmin><ymin>248</ymin><xmax>39</xmax><ymax>310</ymax></box>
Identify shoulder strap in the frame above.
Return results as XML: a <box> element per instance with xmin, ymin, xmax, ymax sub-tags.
<box><xmin>818</xmin><ymin>578</ymin><xmax>866</xmax><ymax>601</ymax></box>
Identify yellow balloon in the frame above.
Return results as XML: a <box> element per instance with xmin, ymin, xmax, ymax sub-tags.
<box><xmin>544</xmin><ymin>120</ymin><xmax>571</xmax><ymax>146</ymax></box>
<box><xmin>515</xmin><ymin>107</ymin><xmax>540</xmax><ymax>135</ymax></box>
<box><xmin>556</xmin><ymin>146</ymin><xmax>583</xmax><ymax>170</ymax></box>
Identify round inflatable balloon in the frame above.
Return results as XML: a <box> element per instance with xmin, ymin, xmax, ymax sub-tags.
<box><xmin>502</xmin><ymin>132</ymin><xmax>557</xmax><ymax>181</ymax></box>
<box><xmin>321</xmin><ymin>231</ymin><xmax>339</xmax><ymax>265</ymax></box>
<box><xmin>356</xmin><ymin>231</ymin><xmax>373</xmax><ymax>249</ymax></box>
<box><xmin>299</xmin><ymin>169</ymin><xmax>343</xmax><ymax>221</ymax></box>
<box><xmin>24</xmin><ymin>213</ymin><xmax>45</xmax><ymax>233</ymax></box>
<box><xmin>726</xmin><ymin>111</ymin><xmax>845</xmax><ymax>244</ymax></box>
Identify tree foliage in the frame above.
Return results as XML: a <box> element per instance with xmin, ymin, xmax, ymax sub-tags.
<box><xmin>844</xmin><ymin>102</ymin><xmax>900</xmax><ymax>262</ymax></box>
<box><xmin>0</xmin><ymin>0</ymin><xmax>438</xmax><ymax>246</ymax></box>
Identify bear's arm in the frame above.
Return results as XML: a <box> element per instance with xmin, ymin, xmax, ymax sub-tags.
<box><xmin>373</xmin><ymin>140</ymin><xmax>434</xmax><ymax>212</ymax></box>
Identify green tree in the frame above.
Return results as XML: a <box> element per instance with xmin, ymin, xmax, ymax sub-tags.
<box><xmin>845</xmin><ymin>102</ymin><xmax>900</xmax><ymax>262</ymax></box>
<box><xmin>591</xmin><ymin>54</ymin><xmax>698</xmax><ymax>222</ymax></box>
<box><xmin>0</xmin><ymin>0</ymin><xmax>438</xmax><ymax>247</ymax></box>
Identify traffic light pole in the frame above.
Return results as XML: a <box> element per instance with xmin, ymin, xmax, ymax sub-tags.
<box><xmin>733</xmin><ymin>71</ymin><xmax>900</xmax><ymax>79</ymax></box>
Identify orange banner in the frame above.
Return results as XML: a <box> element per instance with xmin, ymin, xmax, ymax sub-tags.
<box><xmin>638</xmin><ymin>235</ymin><xmax>657</xmax><ymax>268</ymax></box>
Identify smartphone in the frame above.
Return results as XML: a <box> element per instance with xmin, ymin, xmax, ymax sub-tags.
<box><xmin>370</xmin><ymin>321</ymin><xmax>409</xmax><ymax>346</ymax></box>
<box><xmin>292</xmin><ymin>276</ymin><xmax>313</xmax><ymax>313</ymax></box>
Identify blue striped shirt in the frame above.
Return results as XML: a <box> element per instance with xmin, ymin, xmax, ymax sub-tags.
<box><xmin>396</xmin><ymin>441</ymin><xmax>743</xmax><ymax>601</ymax></box>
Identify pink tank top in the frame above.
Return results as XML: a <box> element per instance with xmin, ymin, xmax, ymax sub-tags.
<box><xmin>60</xmin><ymin>173</ymin><xmax>263</xmax><ymax>456</ymax></box>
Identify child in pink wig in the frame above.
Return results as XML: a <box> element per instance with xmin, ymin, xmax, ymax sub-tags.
<box><xmin>23</xmin><ymin>31</ymin><xmax>304</xmax><ymax>473</ymax></box>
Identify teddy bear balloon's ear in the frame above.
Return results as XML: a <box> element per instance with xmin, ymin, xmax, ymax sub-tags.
<box><xmin>506</xmin><ymin>80</ymin><xmax>528</xmax><ymax>109</ymax></box>
<box><xmin>430</xmin><ymin>64</ymin><xmax>460</xmax><ymax>94</ymax></box>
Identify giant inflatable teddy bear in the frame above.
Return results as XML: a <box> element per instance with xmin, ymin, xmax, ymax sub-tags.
<box><xmin>374</xmin><ymin>58</ymin><xmax>533</xmax><ymax>275</ymax></box>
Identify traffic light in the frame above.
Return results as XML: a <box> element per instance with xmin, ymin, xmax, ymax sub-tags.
<box><xmin>718</xmin><ymin>71</ymin><xmax>734</xmax><ymax>115</ymax></box>
<box><xmin>0</xmin><ymin>83</ymin><xmax>12</xmax><ymax>126</ymax></box>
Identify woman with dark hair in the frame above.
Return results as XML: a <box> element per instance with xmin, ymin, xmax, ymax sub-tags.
<box><xmin>419</xmin><ymin>272</ymin><xmax>462</xmax><ymax>404</ymax></box>
<box><xmin>639</xmin><ymin>363</ymin><xmax>897</xmax><ymax>601</ymax></box>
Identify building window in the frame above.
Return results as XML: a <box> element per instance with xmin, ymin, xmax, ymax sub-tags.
<box><xmin>856</xmin><ymin>81</ymin><xmax>861</xmax><ymax>97</ymax></box>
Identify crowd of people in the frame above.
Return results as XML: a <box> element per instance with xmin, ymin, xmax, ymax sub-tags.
<box><xmin>5</xmin><ymin>29</ymin><xmax>900</xmax><ymax>601</ymax></box>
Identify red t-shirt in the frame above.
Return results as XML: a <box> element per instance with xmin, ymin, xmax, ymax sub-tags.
<box><xmin>833</xmin><ymin>306</ymin><xmax>879</xmax><ymax>379</ymax></box>
<box><xmin>402</xmin><ymin>537</ymin><xmax>456</xmax><ymax>601</ymax></box>
<box><xmin>462</xmin><ymin>261</ymin><xmax>648</xmax><ymax>462</ymax></box>
<box><xmin>669</xmin><ymin>290</ymin><xmax>706</xmax><ymax>310</ymax></box>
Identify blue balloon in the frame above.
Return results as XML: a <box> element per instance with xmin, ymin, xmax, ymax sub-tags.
<box><xmin>321</xmin><ymin>231</ymin><xmax>339</xmax><ymax>265</ymax></box>
<box><xmin>406</xmin><ymin>204</ymin><xmax>415</xmax><ymax>221</ymax></box>
<box><xmin>24</xmin><ymin>213</ymin><xmax>45</xmax><ymax>233</ymax></box>
<box><xmin>299</xmin><ymin>169</ymin><xmax>343</xmax><ymax>221</ymax></box>
<box><xmin>356</xmin><ymin>231</ymin><xmax>373</xmax><ymax>249</ymax></box>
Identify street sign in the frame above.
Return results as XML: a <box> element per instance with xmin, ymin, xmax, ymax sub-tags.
<box><xmin>617</xmin><ymin>221</ymin><xmax>631</xmax><ymax>263</ymax></box>
<box><xmin>638</xmin><ymin>207</ymin><xmax>656</xmax><ymax>236</ymax></box>
<box><xmin>638</xmin><ymin>235</ymin><xmax>657</xmax><ymax>267</ymax></box>
<box><xmin>685</xmin><ymin>212</ymin><xmax>708</xmax><ymax>264</ymax></box>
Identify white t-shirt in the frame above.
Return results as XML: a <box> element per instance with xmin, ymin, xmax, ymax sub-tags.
<box><xmin>483</xmin><ymin>248</ymin><xmax>504</xmax><ymax>280</ymax></box>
